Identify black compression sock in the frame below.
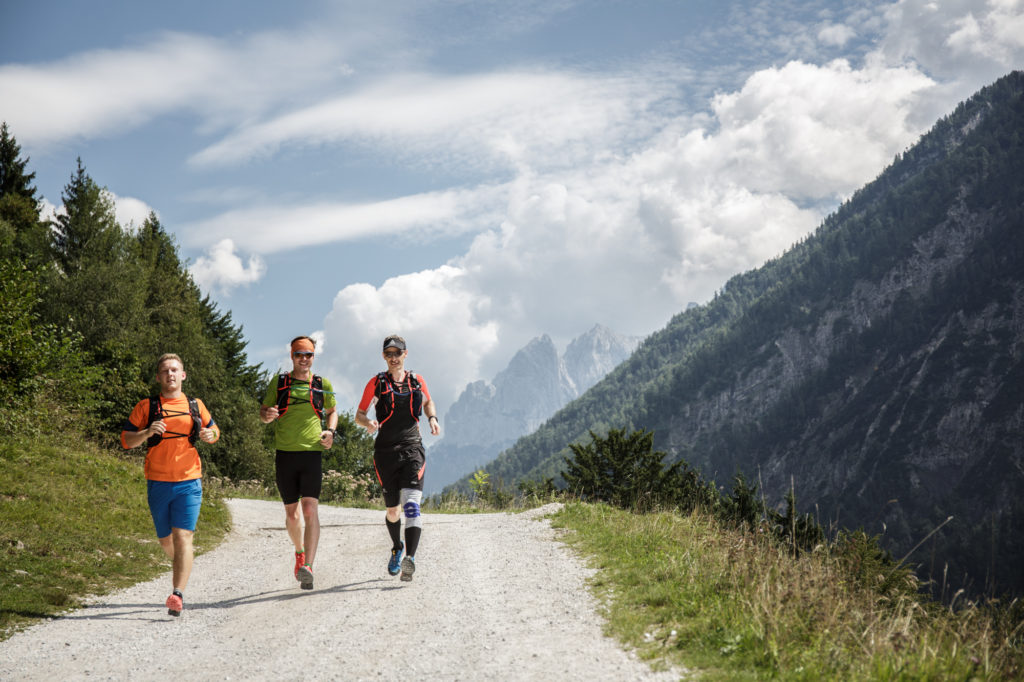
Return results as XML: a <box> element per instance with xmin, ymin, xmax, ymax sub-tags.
<box><xmin>386</xmin><ymin>517</ymin><xmax>402</xmax><ymax>548</ymax></box>
<box><xmin>405</xmin><ymin>526</ymin><xmax>421</xmax><ymax>558</ymax></box>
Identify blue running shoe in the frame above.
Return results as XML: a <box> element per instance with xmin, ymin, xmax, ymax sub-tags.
<box><xmin>388</xmin><ymin>543</ymin><xmax>404</xmax><ymax>576</ymax></box>
<box><xmin>400</xmin><ymin>556</ymin><xmax>415</xmax><ymax>582</ymax></box>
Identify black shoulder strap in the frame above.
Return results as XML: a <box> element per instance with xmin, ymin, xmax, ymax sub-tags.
<box><xmin>374</xmin><ymin>371</ymin><xmax>390</xmax><ymax>397</ymax></box>
<box><xmin>146</xmin><ymin>396</ymin><xmax>162</xmax><ymax>448</ymax></box>
<box><xmin>311</xmin><ymin>374</ymin><xmax>324</xmax><ymax>418</ymax></box>
<box><xmin>187</xmin><ymin>397</ymin><xmax>201</xmax><ymax>445</ymax></box>
<box><xmin>275</xmin><ymin>372</ymin><xmax>291</xmax><ymax>415</ymax></box>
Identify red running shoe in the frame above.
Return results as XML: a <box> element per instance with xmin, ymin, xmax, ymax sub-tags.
<box><xmin>297</xmin><ymin>564</ymin><xmax>314</xmax><ymax>590</ymax></box>
<box><xmin>294</xmin><ymin>550</ymin><xmax>306</xmax><ymax>580</ymax></box>
<box><xmin>165</xmin><ymin>593</ymin><xmax>183</xmax><ymax>617</ymax></box>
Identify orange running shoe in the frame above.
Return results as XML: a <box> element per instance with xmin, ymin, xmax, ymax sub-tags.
<box><xmin>294</xmin><ymin>550</ymin><xmax>306</xmax><ymax>580</ymax></box>
<box><xmin>166</xmin><ymin>592</ymin><xmax>183</xmax><ymax>617</ymax></box>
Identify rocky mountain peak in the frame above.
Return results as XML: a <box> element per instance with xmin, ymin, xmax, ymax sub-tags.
<box><xmin>427</xmin><ymin>325</ymin><xmax>637</xmax><ymax>492</ymax></box>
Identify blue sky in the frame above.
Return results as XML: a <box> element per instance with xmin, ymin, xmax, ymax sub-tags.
<box><xmin>2</xmin><ymin>0</ymin><xmax>1022</xmax><ymax>420</ymax></box>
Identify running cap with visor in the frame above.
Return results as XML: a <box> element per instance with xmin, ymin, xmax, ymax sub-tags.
<box><xmin>383</xmin><ymin>338</ymin><xmax>406</xmax><ymax>351</ymax></box>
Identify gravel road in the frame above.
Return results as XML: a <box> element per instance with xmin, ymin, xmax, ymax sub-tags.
<box><xmin>0</xmin><ymin>499</ymin><xmax>684</xmax><ymax>681</ymax></box>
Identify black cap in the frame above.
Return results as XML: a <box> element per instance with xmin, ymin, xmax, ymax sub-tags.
<box><xmin>383</xmin><ymin>338</ymin><xmax>406</xmax><ymax>351</ymax></box>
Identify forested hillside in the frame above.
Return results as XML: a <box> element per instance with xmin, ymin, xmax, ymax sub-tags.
<box><xmin>0</xmin><ymin>125</ymin><xmax>271</xmax><ymax>479</ymax></box>
<box><xmin>474</xmin><ymin>71</ymin><xmax>1024</xmax><ymax>598</ymax></box>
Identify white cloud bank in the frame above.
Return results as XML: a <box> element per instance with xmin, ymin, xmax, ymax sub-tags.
<box><xmin>317</xmin><ymin>58</ymin><xmax>939</xmax><ymax>410</ymax></box>
<box><xmin>189</xmin><ymin>69</ymin><xmax>671</xmax><ymax>170</ymax></box>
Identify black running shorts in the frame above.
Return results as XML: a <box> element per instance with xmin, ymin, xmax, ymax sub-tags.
<box><xmin>275</xmin><ymin>450</ymin><xmax>323</xmax><ymax>504</ymax></box>
<box><xmin>373</xmin><ymin>442</ymin><xmax>425</xmax><ymax>508</ymax></box>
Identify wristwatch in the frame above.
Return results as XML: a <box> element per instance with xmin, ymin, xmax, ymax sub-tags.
<box><xmin>329</xmin><ymin>428</ymin><xmax>337</xmax><ymax>437</ymax></box>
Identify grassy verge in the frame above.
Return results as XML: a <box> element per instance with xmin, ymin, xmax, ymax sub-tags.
<box><xmin>552</xmin><ymin>502</ymin><xmax>1023</xmax><ymax>681</ymax></box>
<box><xmin>0</xmin><ymin>433</ymin><xmax>231</xmax><ymax>640</ymax></box>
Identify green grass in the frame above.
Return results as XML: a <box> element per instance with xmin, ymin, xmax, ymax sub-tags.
<box><xmin>551</xmin><ymin>502</ymin><xmax>1023</xmax><ymax>681</ymax></box>
<box><xmin>0</xmin><ymin>432</ymin><xmax>230</xmax><ymax>640</ymax></box>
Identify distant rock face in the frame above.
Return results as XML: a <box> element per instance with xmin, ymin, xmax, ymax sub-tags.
<box><xmin>426</xmin><ymin>325</ymin><xmax>637</xmax><ymax>493</ymax></box>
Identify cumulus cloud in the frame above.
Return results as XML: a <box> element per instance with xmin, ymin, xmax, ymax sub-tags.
<box><xmin>876</xmin><ymin>0</ymin><xmax>1024</xmax><ymax>120</ymax></box>
<box><xmin>321</xmin><ymin>266</ymin><xmax>499</xmax><ymax>410</ymax></box>
<box><xmin>660</xmin><ymin>59</ymin><xmax>934</xmax><ymax>201</ymax></box>
<box><xmin>189</xmin><ymin>238</ymin><xmax>266</xmax><ymax>295</ymax></box>
<box><xmin>110</xmin><ymin>193</ymin><xmax>156</xmax><ymax>231</ymax></box>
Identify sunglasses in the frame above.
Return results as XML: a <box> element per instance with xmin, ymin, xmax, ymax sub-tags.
<box><xmin>292</xmin><ymin>351</ymin><xmax>314</xmax><ymax>358</ymax></box>
<box><xmin>383</xmin><ymin>351</ymin><xmax>404</xmax><ymax>359</ymax></box>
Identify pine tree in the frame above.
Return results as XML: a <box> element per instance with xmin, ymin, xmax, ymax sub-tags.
<box><xmin>562</xmin><ymin>427</ymin><xmax>674</xmax><ymax>509</ymax></box>
<box><xmin>0</xmin><ymin>122</ymin><xmax>49</xmax><ymax>265</ymax></box>
<box><xmin>0</xmin><ymin>121</ymin><xmax>37</xmax><ymax>202</ymax></box>
<box><xmin>50</xmin><ymin>158</ymin><xmax>122</xmax><ymax>274</ymax></box>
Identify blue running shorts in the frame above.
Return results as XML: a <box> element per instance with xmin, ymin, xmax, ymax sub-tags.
<box><xmin>147</xmin><ymin>479</ymin><xmax>203</xmax><ymax>538</ymax></box>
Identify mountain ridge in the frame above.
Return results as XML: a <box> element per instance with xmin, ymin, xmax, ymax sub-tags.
<box><xmin>472</xmin><ymin>71</ymin><xmax>1024</xmax><ymax>597</ymax></box>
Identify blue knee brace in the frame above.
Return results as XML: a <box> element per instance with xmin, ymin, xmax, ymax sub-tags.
<box><xmin>400</xmin><ymin>488</ymin><xmax>423</xmax><ymax>529</ymax></box>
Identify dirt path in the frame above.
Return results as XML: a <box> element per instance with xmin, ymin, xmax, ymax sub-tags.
<box><xmin>0</xmin><ymin>500</ymin><xmax>683</xmax><ymax>680</ymax></box>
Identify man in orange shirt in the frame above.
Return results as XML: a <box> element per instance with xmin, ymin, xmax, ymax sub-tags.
<box><xmin>121</xmin><ymin>353</ymin><xmax>219</xmax><ymax>616</ymax></box>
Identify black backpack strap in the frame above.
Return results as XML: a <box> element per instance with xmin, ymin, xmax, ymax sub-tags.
<box><xmin>187</xmin><ymin>397</ymin><xmax>202</xmax><ymax>445</ymax></box>
<box><xmin>146</xmin><ymin>396</ymin><xmax>163</xmax><ymax>448</ymax></box>
<box><xmin>373</xmin><ymin>371</ymin><xmax>390</xmax><ymax>397</ymax></box>
<box><xmin>275</xmin><ymin>372</ymin><xmax>291</xmax><ymax>416</ymax></box>
<box><xmin>310</xmin><ymin>375</ymin><xmax>324</xmax><ymax>419</ymax></box>
<box><xmin>408</xmin><ymin>371</ymin><xmax>423</xmax><ymax>419</ymax></box>
<box><xmin>374</xmin><ymin>372</ymin><xmax>393</xmax><ymax>424</ymax></box>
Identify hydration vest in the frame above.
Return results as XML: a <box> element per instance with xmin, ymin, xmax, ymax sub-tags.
<box><xmin>146</xmin><ymin>395</ymin><xmax>201</xmax><ymax>448</ymax></box>
<box><xmin>275</xmin><ymin>373</ymin><xmax>325</xmax><ymax>419</ymax></box>
<box><xmin>373</xmin><ymin>371</ymin><xmax>423</xmax><ymax>426</ymax></box>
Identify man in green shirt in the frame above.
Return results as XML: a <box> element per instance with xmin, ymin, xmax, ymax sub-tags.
<box><xmin>260</xmin><ymin>336</ymin><xmax>338</xmax><ymax>590</ymax></box>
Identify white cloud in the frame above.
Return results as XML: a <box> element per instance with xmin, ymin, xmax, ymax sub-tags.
<box><xmin>0</xmin><ymin>29</ymin><xmax>352</xmax><ymax>147</ymax></box>
<box><xmin>658</xmin><ymin>59</ymin><xmax>935</xmax><ymax>201</ymax></box>
<box><xmin>818</xmin><ymin>23</ymin><xmax>857</xmax><ymax>47</ymax></box>
<box><xmin>321</xmin><ymin>266</ymin><xmax>499</xmax><ymax>411</ymax></box>
<box><xmin>189</xmin><ymin>238</ymin><xmax>266</xmax><ymax>294</ymax></box>
<box><xmin>877</xmin><ymin>0</ymin><xmax>1024</xmax><ymax>106</ymax></box>
<box><xmin>38</xmin><ymin>191</ymin><xmax>154</xmax><ymax>233</ymax></box>
<box><xmin>38</xmin><ymin>197</ymin><xmax>61</xmax><ymax>225</ymax></box>
<box><xmin>180</xmin><ymin>184</ymin><xmax>508</xmax><ymax>252</ymax></box>
<box><xmin>190</xmin><ymin>69</ymin><xmax>670</xmax><ymax>170</ymax></box>
<box><xmin>110</xmin><ymin>193</ymin><xmax>156</xmax><ymax>231</ymax></box>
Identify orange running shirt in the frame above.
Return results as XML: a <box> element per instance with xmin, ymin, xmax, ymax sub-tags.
<box><xmin>121</xmin><ymin>394</ymin><xmax>218</xmax><ymax>482</ymax></box>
